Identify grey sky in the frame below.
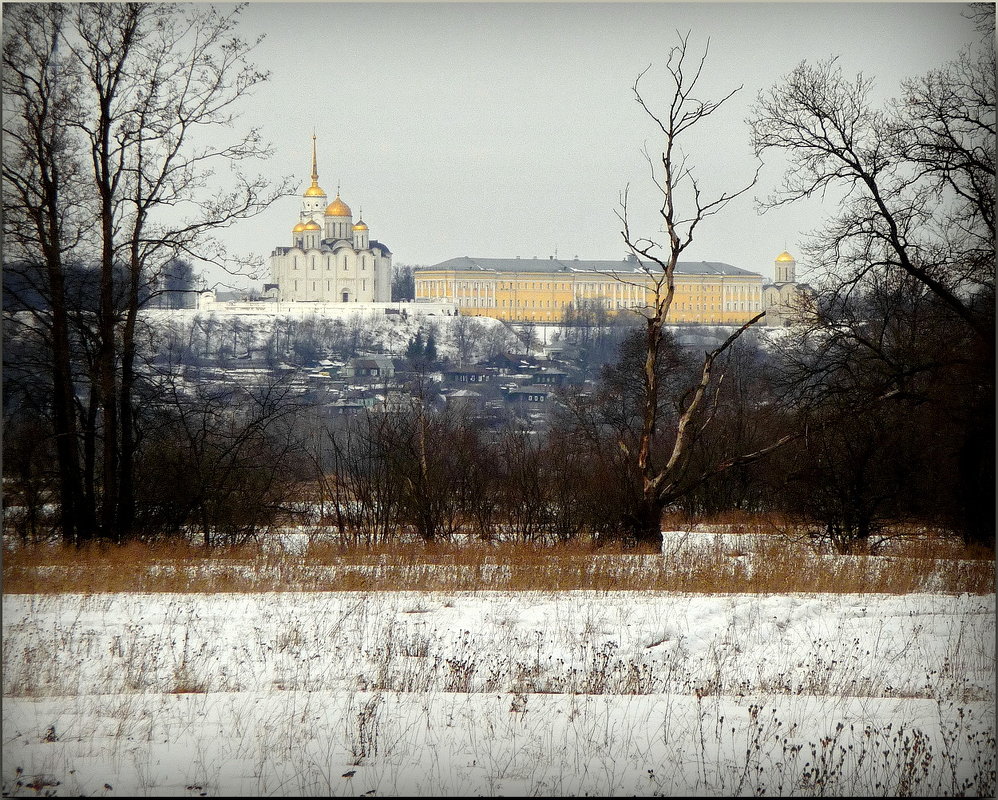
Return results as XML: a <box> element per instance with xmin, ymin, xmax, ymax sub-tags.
<box><xmin>213</xmin><ymin>2</ymin><xmax>979</xmax><ymax>290</ymax></box>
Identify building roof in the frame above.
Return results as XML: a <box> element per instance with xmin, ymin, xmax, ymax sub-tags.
<box><xmin>444</xmin><ymin>366</ymin><xmax>493</xmax><ymax>375</ymax></box>
<box><xmin>325</xmin><ymin>194</ymin><xmax>351</xmax><ymax>217</ymax></box>
<box><xmin>420</xmin><ymin>256</ymin><xmax>759</xmax><ymax>277</ymax></box>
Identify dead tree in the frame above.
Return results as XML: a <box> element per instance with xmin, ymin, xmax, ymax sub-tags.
<box><xmin>611</xmin><ymin>33</ymin><xmax>791</xmax><ymax>542</ymax></box>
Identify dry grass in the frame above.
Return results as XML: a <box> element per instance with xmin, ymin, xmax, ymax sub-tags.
<box><xmin>3</xmin><ymin>527</ymin><xmax>993</xmax><ymax>595</ymax></box>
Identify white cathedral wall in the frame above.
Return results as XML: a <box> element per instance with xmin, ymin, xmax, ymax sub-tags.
<box><xmin>325</xmin><ymin>216</ymin><xmax>352</xmax><ymax>240</ymax></box>
<box><xmin>272</xmin><ymin>246</ymin><xmax>391</xmax><ymax>302</ymax></box>
<box><xmin>376</xmin><ymin>254</ymin><xmax>391</xmax><ymax>302</ymax></box>
<box><xmin>301</xmin><ymin>195</ymin><xmax>327</xmax><ymax>222</ymax></box>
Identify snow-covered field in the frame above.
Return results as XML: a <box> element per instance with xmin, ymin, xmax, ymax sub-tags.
<box><xmin>3</xmin><ymin>590</ymin><xmax>994</xmax><ymax>796</ymax></box>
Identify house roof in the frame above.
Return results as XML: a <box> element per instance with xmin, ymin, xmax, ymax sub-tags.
<box><xmin>508</xmin><ymin>385</ymin><xmax>551</xmax><ymax>396</ymax></box>
<box><xmin>444</xmin><ymin>366</ymin><xmax>493</xmax><ymax>375</ymax></box>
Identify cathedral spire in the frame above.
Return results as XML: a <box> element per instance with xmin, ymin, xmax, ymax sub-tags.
<box><xmin>311</xmin><ymin>133</ymin><xmax>319</xmax><ymax>184</ymax></box>
<box><xmin>303</xmin><ymin>134</ymin><xmax>326</xmax><ymax>198</ymax></box>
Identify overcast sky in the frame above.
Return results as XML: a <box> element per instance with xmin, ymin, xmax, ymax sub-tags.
<box><xmin>210</xmin><ymin>2</ymin><xmax>979</xmax><ymax>290</ymax></box>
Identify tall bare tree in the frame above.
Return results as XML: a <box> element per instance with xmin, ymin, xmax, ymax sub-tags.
<box><xmin>2</xmin><ymin>3</ymin><xmax>92</xmax><ymax>541</ymax></box>
<box><xmin>4</xmin><ymin>3</ymin><xmax>289</xmax><ymax>542</ymax></box>
<box><xmin>749</xmin><ymin>7</ymin><xmax>995</xmax><ymax>546</ymax></box>
<box><xmin>611</xmin><ymin>33</ymin><xmax>789</xmax><ymax>542</ymax></box>
<box><xmin>749</xmin><ymin>12</ymin><xmax>994</xmax><ymax>342</ymax></box>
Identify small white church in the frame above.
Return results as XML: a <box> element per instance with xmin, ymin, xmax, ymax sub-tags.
<box><xmin>763</xmin><ymin>251</ymin><xmax>811</xmax><ymax>326</ymax></box>
<box><xmin>267</xmin><ymin>136</ymin><xmax>393</xmax><ymax>303</ymax></box>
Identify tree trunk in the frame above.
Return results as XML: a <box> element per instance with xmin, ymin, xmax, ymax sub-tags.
<box><xmin>118</xmin><ymin>297</ymin><xmax>138</xmax><ymax>539</ymax></box>
<box><xmin>42</xmin><ymin>217</ymin><xmax>84</xmax><ymax>544</ymax></box>
<box><xmin>97</xmin><ymin>210</ymin><xmax>119</xmax><ymax>541</ymax></box>
<box><xmin>628</xmin><ymin>495</ymin><xmax>667</xmax><ymax>544</ymax></box>
<box><xmin>118</xmin><ymin>229</ymin><xmax>145</xmax><ymax>540</ymax></box>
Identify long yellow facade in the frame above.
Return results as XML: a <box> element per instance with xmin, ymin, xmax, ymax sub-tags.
<box><xmin>415</xmin><ymin>257</ymin><xmax>765</xmax><ymax>324</ymax></box>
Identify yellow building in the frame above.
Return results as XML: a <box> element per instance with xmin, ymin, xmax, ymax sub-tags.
<box><xmin>415</xmin><ymin>255</ymin><xmax>765</xmax><ymax>324</ymax></box>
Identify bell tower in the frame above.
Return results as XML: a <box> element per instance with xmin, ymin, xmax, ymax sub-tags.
<box><xmin>775</xmin><ymin>251</ymin><xmax>797</xmax><ymax>284</ymax></box>
<box><xmin>301</xmin><ymin>134</ymin><xmax>328</xmax><ymax>222</ymax></box>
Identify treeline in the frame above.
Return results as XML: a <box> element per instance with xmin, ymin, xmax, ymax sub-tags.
<box><xmin>5</xmin><ymin>319</ymin><xmax>992</xmax><ymax>553</ymax></box>
<box><xmin>145</xmin><ymin>311</ymin><xmax>534</xmax><ymax>369</ymax></box>
<box><xmin>313</xmin><ymin>314</ymin><xmax>991</xmax><ymax>552</ymax></box>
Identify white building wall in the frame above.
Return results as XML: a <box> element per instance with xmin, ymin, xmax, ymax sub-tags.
<box><xmin>325</xmin><ymin>215</ymin><xmax>353</xmax><ymax>241</ymax></box>
<box><xmin>301</xmin><ymin>194</ymin><xmax>327</xmax><ymax>223</ymax></box>
<box><xmin>271</xmin><ymin>244</ymin><xmax>392</xmax><ymax>303</ymax></box>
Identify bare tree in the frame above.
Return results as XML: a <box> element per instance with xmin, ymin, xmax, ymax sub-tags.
<box><xmin>450</xmin><ymin>314</ymin><xmax>484</xmax><ymax>366</ymax></box>
<box><xmin>749</xmin><ymin>25</ymin><xmax>994</xmax><ymax>342</ymax></box>
<box><xmin>324</xmin><ymin>413</ymin><xmax>403</xmax><ymax>545</ymax></box>
<box><xmin>135</xmin><ymin>373</ymin><xmax>309</xmax><ymax>546</ymax></box>
<box><xmin>2</xmin><ymin>3</ymin><xmax>93</xmax><ymax>542</ymax></box>
<box><xmin>4</xmin><ymin>3</ymin><xmax>290</xmax><ymax>542</ymax></box>
<box><xmin>611</xmin><ymin>33</ymin><xmax>789</xmax><ymax>542</ymax></box>
<box><xmin>750</xmin><ymin>9</ymin><xmax>995</xmax><ymax>546</ymax></box>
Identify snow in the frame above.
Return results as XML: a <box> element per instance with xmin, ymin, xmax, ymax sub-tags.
<box><xmin>140</xmin><ymin>307</ymin><xmax>513</xmax><ymax>364</ymax></box>
<box><xmin>3</xmin><ymin>590</ymin><xmax>994</xmax><ymax>796</ymax></box>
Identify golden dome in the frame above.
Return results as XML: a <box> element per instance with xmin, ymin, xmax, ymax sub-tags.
<box><xmin>776</xmin><ymin>251</ymin><xmax>796</xmax><ymax>262</ymax></box>
<box><xmin>352</xmin><ymin>220</ymin><xmax>368</xmax><ymax>231</ymax></box>
<box><xmin>292</xmin><ymin>221</ymin><xmax>307</xmax><ymax>233</ymax></box>
<box><xmin>325</xmin><ymin>193</ymin><xmax>352</xmax><ymax>217</ymax></box>
<box><xmin>302</xmin><ymin>219</ymin><xmax>321</xmax><ymax>231</ymax></box>
<box><xmin>304</xmin><ymin>183</ymin><xmax>327</xmax><ymax>198</ymax></box>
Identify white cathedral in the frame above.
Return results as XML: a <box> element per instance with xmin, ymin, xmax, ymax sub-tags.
<box><xmin>268</xmin><ymin>137</ymin><xmax>392</xmax><ymax>303</ymax></box>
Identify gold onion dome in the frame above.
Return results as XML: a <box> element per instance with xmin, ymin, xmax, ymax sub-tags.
<box><xmin>303</xmin><ymin>219</ymin><xmax>321</xmax><ymax>231</ymax></box>
<box><xmin>353</xmin><ymin>220</ymin><xmax>368</xmax><ymax>231</ymax></box>
<box><xmin>292</xmin><ymin>221</ymin><xmax>307</xmax><ymax>233</ymax></box>
<box><xmin>325</xmin><ymin>194</ymin><xmax>352</xmax><ymax>217</ymax></box>
<box><xmin>776</xmin><ymin>251</ymin><xmax>796</xmax><ymax>262</ymax></box>
<box><xmin>304</xmin><ymin>183</ymin><xmax>327</xmax><ymax>197</ymax></box>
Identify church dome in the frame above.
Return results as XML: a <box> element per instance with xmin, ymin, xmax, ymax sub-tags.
<box><xmin>304</xmin><ymin>183</ymin><xmax>327</xmax><ymax>198</ymax></box>
<box><xmin>776</xmin><ymin>251</ymin><xmax>796</xmax><ymax>262</ymax></box>
<box><xmin>292</xmin><ymin>221</ymin><xmax>307</xmax><ymax>233</ymax></box>
<box><xmin>352</xmin><ymin>220</ymin><xmax>368</xmax><ymax>231</ymax></box>
<box><xmin>325</xmin><ymin>194</ymin><xmax>352</xmax><ymax>217</ymax></box>
<box><xmin>302</xmin><ymin>219</ymin><xmax>321</xmax><ymax>231</ymax></box>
